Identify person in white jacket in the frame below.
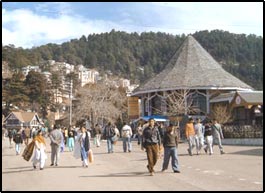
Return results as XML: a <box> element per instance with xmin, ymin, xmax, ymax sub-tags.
<box><xmin>194</xmin><ymin>118</ymin><xmax>204</xmax><ymax>155</ymax></box>
<box><xmin>121</xmin><ymin>123</ymin><xmax>133</xmax><ymax>152</ymax></box>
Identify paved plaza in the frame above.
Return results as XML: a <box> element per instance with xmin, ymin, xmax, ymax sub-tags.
<box><xmin>2</xmin><ymin>137</ymin><xmax>263</xmax><ymax>191</ymax></box>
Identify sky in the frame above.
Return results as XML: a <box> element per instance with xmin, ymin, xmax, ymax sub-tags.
<box><xmin>2</xmin><ymin>2</ymin><xmax>263</xmax><ymax>49</ymax></box>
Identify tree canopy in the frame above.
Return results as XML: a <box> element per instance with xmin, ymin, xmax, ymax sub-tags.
<box><xmin>3</xmin><ymin>30</ymin><xmax>263</xmax><ymax>90</ymax></box>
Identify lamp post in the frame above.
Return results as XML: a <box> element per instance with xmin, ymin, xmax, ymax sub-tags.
<box><xmin>70</xmin><ymin>79</ymin><xmax>73</xmax><ymax>126</ymax></box>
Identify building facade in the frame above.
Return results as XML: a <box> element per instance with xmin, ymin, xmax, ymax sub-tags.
<box><xmin>132</xmin><ymin>36</ymin><xmax>253</xmax><ymax>121</ymax></box>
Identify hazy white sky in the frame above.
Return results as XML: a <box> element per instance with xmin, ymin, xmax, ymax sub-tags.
<box><xmin>2</xmin><ymin>2</ymin><xmax>263</xmax><ymax>48</ymax></box>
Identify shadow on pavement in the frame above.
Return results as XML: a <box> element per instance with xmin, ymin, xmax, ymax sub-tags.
<box><xmin>79</xmin><ymin>171</ymin><xmax>149</xmax><ymax>178</ymax></box>
<box><xmin>7</xmin><ymin>166</ymin><xmax>33</xmax><ymax>169</ymax></box>
<box><xmin>2</xmin><ymin>154</ymin><xmax>18</xmax><ymax>157</ymax></box>
<box><xmin>2</xmin><ymin>169</ymin><xmax>36</xmax><ymax>174</ymax></box>
<box><xmin>227</xmin><ymin>148</ymin><xmax>263</xmax><ymax>156</ymax></box>
<box><xmin>3</xmin><ymin>165</ymin><xmax>82</xmax><ymax>174</ymax></box>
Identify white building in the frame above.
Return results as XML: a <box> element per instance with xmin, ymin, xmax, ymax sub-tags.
<box><xmin>119</xmin><ymin>78</ymin><xmax>130</xmax><ymax>88</ymax></box>
<box><xmin>76</xmin><ymin>65</ymin><xmax>99</xmax><ymax>87</ymax></box>
<box><xmin>42</xmin><ymin>71</ymin><xmax>52</xmax><ymax>83</ymax></box>
<box><xmin>21</xmin><ymin>65</ymin><xmax>40</xmax><ymax>77</ymax></box>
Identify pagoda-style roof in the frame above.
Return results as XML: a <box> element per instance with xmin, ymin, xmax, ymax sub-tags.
<box><xmin>133</xmin><ymin>35</ymin><xmax>252</xmax><ymax>96</ymax></box>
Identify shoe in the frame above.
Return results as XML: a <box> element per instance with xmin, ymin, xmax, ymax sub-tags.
<box><xmin>85</xmin><ymin>165</ymin><xmax>88</xmax><ymax>167</ymax></box>
<box><xmin>128</xmin><ymin>150</ymin><xmax>131</xmax><ymax>153</ymax></box>
<box><xmin>204</xmin><ymin>148</ymin><xmax>207</xmax><ymax>154</ymax></box>
<box><xmin>221</xmin><ymin>151</ymin><xmax>225</xmax><ymax>154</ymax></box>
<box><xmin>33</xmin><ymin>165</ymin><xmax>36</xmax><ymax>169</ymax></box>
<box><xmin>40</xmin><ymin>168</ymin><xmax>44</xmax><ymax>170</ymax></box>
<box><xmin>55</xmin><ymin>164</ymin><xmax>58</xmax><ymax>166</ymax></box>
<box><xmin>161</xmin><ymin>169</ymin><xmax>166</xmax><ymax>172</ymax></box>
<box><xmin>150</xmin><ymin>172</ymin><xmax>154</xmax><ymax>176</ymax></box>
<box><xmin>174</xmin><ymin>170</ymin><xmax>180</xmax><ymax>173</ymax></box>
<box><xmin>187</xmin><ymin>149</ymin><xmax>192</xmax><ymax>156</ymax></box>
<box><xmin>50</xmin><ymin>164</ymin><xmax>54</xmax><ymax>166</ymax></box>
<box><xmin>146</xmin><ymin>165</ymin><xmax>150</xmax><ymax>172</ymax></box>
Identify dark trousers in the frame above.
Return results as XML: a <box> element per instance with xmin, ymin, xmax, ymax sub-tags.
<box><xmin>146</xmin><ymin>144</ymin><xmax>159</xmax><ymax>172</ymax></box>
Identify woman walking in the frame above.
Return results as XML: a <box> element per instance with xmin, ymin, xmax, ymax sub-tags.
<box><xmin>79</xmin><ymin>127</ymin><xmax>91</xmax><ymax>167</ymax></box>
<box><xmin>32</xmin><ymin>129</ymin><xmax>47</xmax><ymax>170</ymax></box>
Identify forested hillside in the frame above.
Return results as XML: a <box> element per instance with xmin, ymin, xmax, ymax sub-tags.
<box><xmin>2</xmin><ymin>29</ymin><xmax>263</xmax><ymax>90</ymax></box>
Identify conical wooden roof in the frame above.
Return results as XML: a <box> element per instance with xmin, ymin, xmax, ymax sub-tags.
<box><xmin>133</xmin><ymin>35</ymin><xmax>252</xmax><ymax>95</ymax></box>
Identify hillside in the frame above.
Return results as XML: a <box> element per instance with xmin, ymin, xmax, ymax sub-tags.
<box><xmin>2</xmin><ymin>29</ymin><xmax>263</xmax><ymax>90</ymax></box>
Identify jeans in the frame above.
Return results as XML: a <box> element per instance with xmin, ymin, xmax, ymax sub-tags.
<box><xmin>107</xmin><ymin>138</ymin><xmax>113</xmax><ymax>153</ymax></box>
<box><xmin>122</xmin><ymin>137</ymin><xmax>132</xmax><ymax>152</ymax></box>
<box><xmin>162</xmin><ymin>146</ymin><xmax>180</xmax><ymax>172</ymax></box>
<box><xmin>80</xmin><ymin>146</ymin><xmax>88</xmax><ymax>166</ymax></box>
<box><xmin>187</xmin><ymin>136</ymin><xmax>196</xmax><ymax>155</ymax></box>
<box><xmin>15</xmin><ymin>143</ymin><xmax>21</xmax><ymax>154</ymax></box>
<box><xmin>213</xmin><ymin>134</ymin><xmax>224</xmax><ymax>152</ymax></box>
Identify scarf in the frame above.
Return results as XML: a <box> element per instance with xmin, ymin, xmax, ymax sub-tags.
<box><xmin>34</xmin><ymin>135</ymin><xmax>46</xmax><ymax>146</ymax></box>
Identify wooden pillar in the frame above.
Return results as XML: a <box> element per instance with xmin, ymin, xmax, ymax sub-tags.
<box><xmin>206</xmin><ymin>90</ymin><xmax>210</xmax><ymax>114</ymax></box>
<box><xmin>147</xmin><ymin>93</ymin><xmax>151</xmax><ymax>116</ymax></box>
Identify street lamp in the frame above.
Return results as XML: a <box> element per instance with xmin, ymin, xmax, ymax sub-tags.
<box><xmin>70</xmin><ymin>79</ymin><xmax>73</xmax><ymax>126</ymax></box>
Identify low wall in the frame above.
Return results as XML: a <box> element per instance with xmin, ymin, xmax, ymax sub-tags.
<box><xmin>221</xmin><ymin>138</ymin><xmax>263</xmax><ymax>146</ymax></box>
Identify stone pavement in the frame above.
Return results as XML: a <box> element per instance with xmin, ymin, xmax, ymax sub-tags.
<box><xmin>2</xmin><ymin>137</ymin><xmax>263</xmax><ymax>191</ymax></box>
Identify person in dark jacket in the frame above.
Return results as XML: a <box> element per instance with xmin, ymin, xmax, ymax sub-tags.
<box><xmin>203</xmin><ymin>121</ymin><xmax>213</xmax><ymax>155</ymax></box>
<box><xmin>13</xmin><ymin>130</ymin><xmax>23</xmax><ymax>155</ymax></box>
<box><xmin>161</xmin><ymin>124</ymin><xmax>180</xmax><ymax>173</ymax></box>
<box><xmin>142</xmin><ymin>118</ymin><xmax>161</xmax><ymax>176</ymax></box>
<box><xmin>103</xmin><ymin>122</ymin><xmax>115</xmax><ymax>153</ymax></box>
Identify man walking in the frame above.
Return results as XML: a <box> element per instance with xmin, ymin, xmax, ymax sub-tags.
<box><xmin>121</xmin><ymin>122</ymin><xmax>133</xmax><ymax>152</ymax></box>
<box><xmin>212</xmin><ymin>119</ymin><xmax>225</xmax><ymax>154</ymax></box>
<box><xmin>49</xmin><ymin>125</ymin><xmax>63</xmax><ymax>166</ymax></box>
<box><xmin>142</xmin><ymin>118</ymin><xmax>161</xmax><ymax>176</ymax></box>
<box><xmin>194</xmin><ymin>118</ymin><xmax>204</xmax><ymax>155</ymax></box>
<box><xmin>185</xmin><ymin>118</ymin><xmax>196</xmax><ymax>156</ymax></box>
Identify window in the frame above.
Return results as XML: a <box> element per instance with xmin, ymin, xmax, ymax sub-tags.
<box><xmin>190</xmin><ymin>92</ymin><xmax>206</xmax><ymax>115</ymax></box>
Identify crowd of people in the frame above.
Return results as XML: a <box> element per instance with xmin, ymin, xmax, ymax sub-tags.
<box><xmin>3</xmin><ymin>117</ymin><xmax>225</xmax><ymax>176</ymax></box>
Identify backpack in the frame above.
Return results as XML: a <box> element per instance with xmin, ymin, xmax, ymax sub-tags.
<box><xmin>110</xmin><ymin>127</ymin><xmax>115</xmax><ymax>137</ymax></box>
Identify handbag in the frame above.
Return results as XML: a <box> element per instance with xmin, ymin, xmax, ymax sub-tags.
<box><xmin>22</xmin><ymin>141</ymin><xmax>35</xmax><ymax>161</ymax></box>
<box><xmin>88</xmin><ymin>149</ymin><xmax>94</xmax><ymax>163</ymax></box>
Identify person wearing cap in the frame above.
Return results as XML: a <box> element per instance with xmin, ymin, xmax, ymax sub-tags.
<box><xmin>185</xmin><ymin>117</ymin><xmax>196</xmax><ymax>156</ymax></box>
<box><xmin>32</xmin><ymin>129</ymin><xmax>47</xmax><ymax>170</ymax></box>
